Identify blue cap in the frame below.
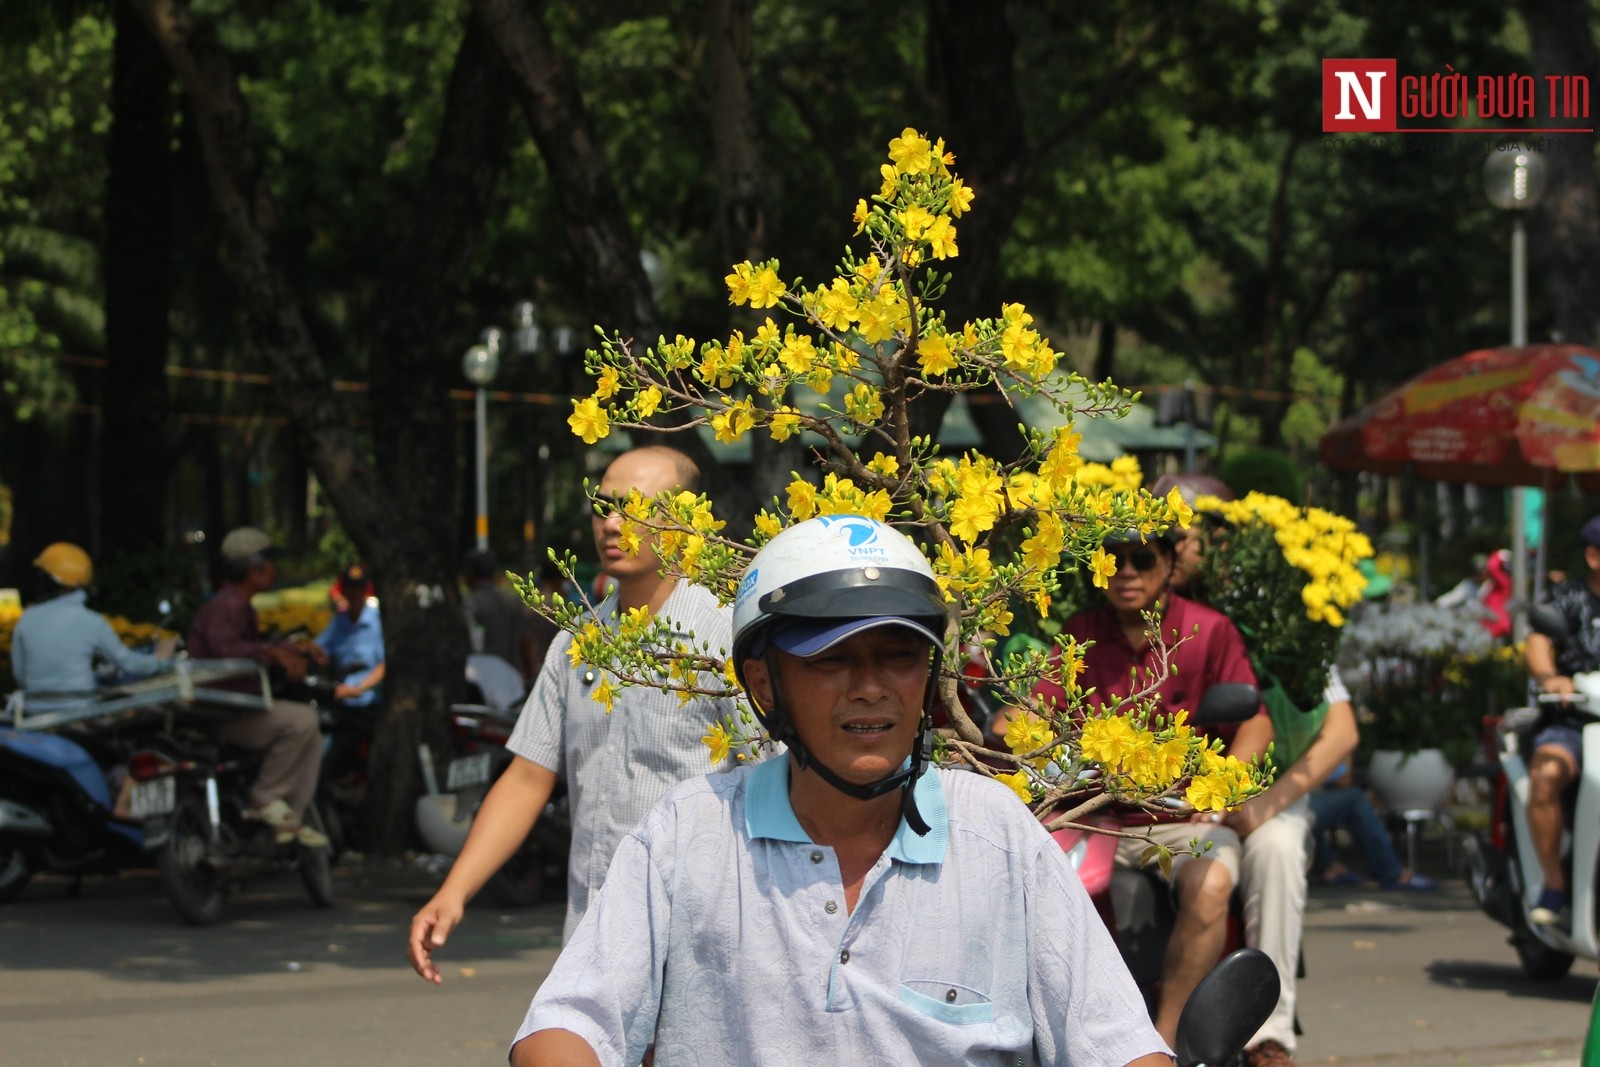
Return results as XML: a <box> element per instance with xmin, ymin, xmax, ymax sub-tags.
<box><xmin>1582</xmin><ymin>514</ymin><xmax>1600</xmax><ymax>549</ymax></box>
<box><xmin>768</xmin><ymin>616</ymin><xmax>943</xmax><ymax>657</ymax></box>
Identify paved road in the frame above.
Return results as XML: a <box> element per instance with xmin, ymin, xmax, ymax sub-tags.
<box><xmin>0</xmin><ymin>857</ymin><xmax>1592</xmax><ymax>1066</ymax></box>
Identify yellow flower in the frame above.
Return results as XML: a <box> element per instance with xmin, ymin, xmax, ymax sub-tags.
<box><xmin>1088</xmin><ymin>547</ymin><xmax>1117</xmax><ymax>589</ymax></box>
<box><xmin>1165</xmin><ymin>486</ymin><xmax>1195</xmax><ymax>530</ymax></box>
<box><xmin>769</xmin><ymin>406</ymin><xmax>802</xmax><ymax>442</ymax></box>
<box><xmin>747</xmin><ymin>267</ymin><xmax>785</xmax><ymax>309</ymax></box>
<box><xmin>816</xmin><ymin>279</ymin><xmax>858</xmax><ymax>332</ymax></box>
<box><xmin>916</xmin><ymin>333</ymin><xmax>958</xmax><ymax>377</ymax></box>
<box><xmin>899</xmin><ymin>204</ymin><xmax>934</xmax><ymax>241</ymax></box>
<box><xmin>948</xmin><ymin>177</ymin><xmax>975</xmax><ymax>216</ymax></box>
<box><xmin>887</xmin><ymin>126</ymin><xmax>933</xmax><ymax>175</ymax></box>
<box><xmin>866</xmin><ymin>452</ymin><xmax>900</xmax><ymax>477</ymax></box>
<box><xmin>844</xmin><ymin>383</ymin><xmax>885</xmax><ymax>424</ymax></box>
<box><xmin>711</xmin><ymin>398</ymin><xmax>757</xmax><ymax>443</ymax></box>
<box><xmin>1003</xmin><ymin>713</ymin><xmax>1055</xmax><ymax>756</ymax></box>
<box><xmin>852</xmin><ymin>198</ymin><xmax>869</xmax><ymax>232</ymax></box>
<box><xmin>635</xmin><ymin>385</ymin><xmax>662</xmax><ymax>418</ymax></box>
<box><xmin>568</xmin><ymin>396</ymin><xmax>610</xmax><ymax>444</ymax></box>
<box><xmin>924</xmin><ymin>216</ymin><xmax>958</xmax><ymax>259</ymax></box>
<box><xmin>702</xmin><ymin>722</ymin><xmax>732</xmax><ymax>765</ymax></box>
<box><xmin>725</xmin><ymin>262</ymin><xmax>754</xmax><ymax>305</ymax></box>
<box><xmin>1185</xmin><ymin>773</ymin><xmax>1232</xmax><ymax>813</ymax></box>
<box><xmin>1080</xmin><ymin>715</ymin><xmax>1140</xmax><ymax>769</ymax></box>
<box><xmin>878</xmin><ymin>163</ymin><xmax>898</xmax><ymax>200</ymax></box>
<box><xmin>779</xmin><ymin>333</ymin><xmax>818</xmax><ymax>374</ymax></box>
<box><xmin>787</xmin><ymin>479</ymin><xmax>818</xmax><ymax>519</ymax></box>
<box><xmin>995</xmin><ymin>769</ymin><xmax>1033</xmax><ymax>803</ymax></box>
<box><xmin>591</xmin><ymin>676</ymin><xmax>618</xmax><ymax>712</ymax></box>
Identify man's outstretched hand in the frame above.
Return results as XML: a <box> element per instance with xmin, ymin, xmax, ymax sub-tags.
<box><xmin>408</xmin><ymin>892</ymin><xmax>466</xmax><ymax>985</ymax></box>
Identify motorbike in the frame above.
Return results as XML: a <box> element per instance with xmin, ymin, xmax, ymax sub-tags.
<box><xmin>0</xmin><ymin>716</ymin><xmax>162</xmax><ymax>902</ymax></box>
<box><xmin>1462</xmin><ymin>603</ymin><xmax>1600</xmax><ymax>980</ymax></box>
<box><xmin>1047</xmin><ymin>682</ymin><xmax>1265</xmax><ymax>1012</ymax></box>
<box><xmin>275</xmin><ymin>673</ymin><xmax>374</xmax><ymax>860</ymax></box>
<box><xmin>128</xmin><ymin>723</ymin><xmax>335</xmax><ymax>925</ymax></box>
<box><xmin>414</xmin><ymin>655</ymin><xmax>570</xmax><ymax>907</ymax></box>
<box><xmin>1175</xmin><ymin>947</ymin><xmax>1281</xmax><ymax>1067</ymax></box>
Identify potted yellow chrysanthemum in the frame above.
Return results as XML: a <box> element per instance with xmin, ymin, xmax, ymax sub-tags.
<box><xmin>1189</xmin><ymin>492</ymin><xmax>1374</xmax><ymax>769</ymax></box>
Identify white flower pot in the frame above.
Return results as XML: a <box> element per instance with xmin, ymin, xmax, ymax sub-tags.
<box><xmin>1367</xmin><ymin>748</ymin><xmax>1455</xmax><ymax>812</ymax></box>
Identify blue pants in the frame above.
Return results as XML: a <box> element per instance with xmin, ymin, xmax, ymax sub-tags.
<box><xmin>1309</xmin><ymin>786</ymin><xmax>1403</xmax><ymax>884</ymax></box>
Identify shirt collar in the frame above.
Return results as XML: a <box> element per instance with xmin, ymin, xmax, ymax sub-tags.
<box><xmin>744</xmin><ymin>756</ymin><xmax>947</xmax><ymax>865</ymax></box>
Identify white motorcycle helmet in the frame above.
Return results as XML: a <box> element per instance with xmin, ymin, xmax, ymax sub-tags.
<box><xmin>732</xmin><ymin>515</ymin><xmax>949</xmax><ymax>834</ymax></box>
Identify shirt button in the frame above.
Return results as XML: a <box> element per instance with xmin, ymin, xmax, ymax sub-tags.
<box><xmin>809</xmin><ymin>851</ymin><xmax>824</xmax><ymax>864</ymax></box>
<box><xmin>945</xmin><ymin>989</ymin><xmax>958</xmax><ymax>1002</ymax></box>
<box><xmin>839</xmin><ymin>949</ymin><xmax>850</xmax><ymax>964</ymax></box>
<box><xmin>824</xmin><ymin>900</ymin><xmax>838</xmax><ymax>914</ymax></box>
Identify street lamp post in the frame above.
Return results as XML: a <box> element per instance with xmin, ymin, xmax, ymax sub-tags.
<box><xmin>462</xmin><ymin>332</ymin><xmax>502</xmax><ymax>553</ymax></box>
<box><xmin>1482</xmin><ymin>148</ymin><xmax>1549</xmax><ymax>633</ymax></box>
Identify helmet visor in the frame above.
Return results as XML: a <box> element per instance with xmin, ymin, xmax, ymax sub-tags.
<box><xmin>769</xmin><ymin>615</ymin><xmax>943</xmax><ymax>658</ymax></box>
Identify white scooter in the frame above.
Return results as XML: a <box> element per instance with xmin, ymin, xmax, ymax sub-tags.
<box><xmin>1463</xmin><ymin>605</ymin><xmax>1600</xmax><ymax>980</ymax></box>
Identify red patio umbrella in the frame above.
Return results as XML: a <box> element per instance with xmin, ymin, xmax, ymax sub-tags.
<box><xmin>1319</xmin><ymin>344</ymin><xmax>1600</xmax><ymax>492</ymax></box>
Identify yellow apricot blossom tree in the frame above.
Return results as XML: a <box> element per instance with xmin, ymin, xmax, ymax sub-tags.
<box><xmin>519</xmin><ymin>128</ymin><xmax>1269</xmax><ymax>833</ymax></box>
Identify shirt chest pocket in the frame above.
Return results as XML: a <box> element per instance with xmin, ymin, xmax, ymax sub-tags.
<box><xmin>899</xmin><ymin>979</ymin><xmax>995</xmax><ymax>1024</ymax></box>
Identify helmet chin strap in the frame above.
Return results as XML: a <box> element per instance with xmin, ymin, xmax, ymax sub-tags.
<box><xmin>760</xmin><ymin>647</ymin><xmax>935</xmax><ymax>837</ymax></box>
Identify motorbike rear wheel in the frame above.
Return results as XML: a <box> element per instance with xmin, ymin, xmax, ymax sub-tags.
<box><xmin>1502</xmin><ymin>812</ymin><xmax>1577</xmax><ymax>980</ymax></box>
<box><xmin>1514</xmin><ymin>923</ymin><xmax>1577</xmax><ymax>980</ymax></box>
<box><xmin>298</xmin><ymin>805</ymin><xmax>336</xmax><ymax>908</ymax></box>
<box><xmin>159</xmin><ymin>794</ymin><xmax>227</xmax><ymax>926</ymax></box>
<box><xmin>0</xmin><ymin>845</ymin><xmax>33</xmax><ymax>903</ymax></box>
<box><xmin>484</xmin><ymin>833</ymin><xmax>547</xmax><ymax>908</ymax></box>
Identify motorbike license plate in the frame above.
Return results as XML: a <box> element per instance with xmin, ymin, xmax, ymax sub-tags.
<box><xmin>128</xmin><ymin>776</ymin><xmax>176</xmax><ymax>818</ymax></box>
<box><xmin>445</xmin><ymin>752</ymin><xmax>491</xmax><ymax>790</ymax></box>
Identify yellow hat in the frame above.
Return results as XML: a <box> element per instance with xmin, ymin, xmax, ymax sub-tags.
<box><xmin>34</xmin><ymin>542</ymin><xmax>93</xmax><ymax>588</ymax></box>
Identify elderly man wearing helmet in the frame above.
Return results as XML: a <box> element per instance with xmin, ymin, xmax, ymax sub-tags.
<box><xmin>10</xmin><ymin>543</ymin><xmax>177</xmax><ymax>712</ymax></box>
<box><xmin>510</xmin><ymin>516</ymin><xmax>1170</xmax><ymax>1067</ymax></box>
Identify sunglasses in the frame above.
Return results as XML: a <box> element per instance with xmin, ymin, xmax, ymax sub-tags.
<box><xmin>1109</xmin><ymin>546</ymin><xmax>1160</xmax><ymax>572</ymax></box>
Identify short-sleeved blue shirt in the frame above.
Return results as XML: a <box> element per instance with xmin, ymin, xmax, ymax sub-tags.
<box><xmin>515</xmin><ymin>760</ymin><xmax>1169</xmax><ymax>1067</ymax></box>
<box><xmin>314</xmin><ymin>601</ymin><xmax>385</xmax><ymax>707</ymax></box>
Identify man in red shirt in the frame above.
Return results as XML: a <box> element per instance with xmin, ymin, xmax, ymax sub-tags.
<box><xmin>1031</xmin><ymin>530</ymin><xmax>1273</xmax><ymax>1051</ymax></box>
<box><xmin>187</xmin><ymin>527</ymin><xmax>329</xmax><ymax>846</ymax></box>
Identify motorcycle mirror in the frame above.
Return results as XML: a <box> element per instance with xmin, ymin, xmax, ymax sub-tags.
<box><xmin>1528</xmin><ymin>603</ymin><xmax>1571</xmax><ymax>644</ymax></box>
<box><xmin>1193</xmin><ymin>683</ymin><xmax>1260</xmax><ymax>724</ymax></box>
<box><xmin>1173</xmin><ymin>947</ymin><xmax>1280</xmax><ymax>1067</ymax></box>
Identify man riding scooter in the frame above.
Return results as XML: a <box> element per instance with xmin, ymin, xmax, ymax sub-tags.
<box><xmin>1523</xmin><ymin>514</ymin><xmax>1600</xmax><ymax>928</ymax></box>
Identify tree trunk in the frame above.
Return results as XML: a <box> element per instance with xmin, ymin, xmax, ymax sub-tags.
<box><xmin>1521</xmin><ymin>0</ymin><xmax>1600</xmax><ymax>347</ymax></box>
<box><xmin>474</xmin><ymin>0</ymin><xmax>723</xmax><ymax>487</ymax></box>
<box><xmin>706</xmin><ymin>0</ymin><xmax>794</xmax><ymax>519</ymax></box>
<box><xmin>128</xmin><ymin>0</ymin><xmax>514</xmax><ymax>853</ymax></box>
<box><xmin>100</xmin><ymin>0</ymin><xmax>174</xmax><ymax>562</ymax></box>
<box><xmin>912</xmin><ymin>0</ymin><xmax>1032</xmax><ymax>461</ymax></box>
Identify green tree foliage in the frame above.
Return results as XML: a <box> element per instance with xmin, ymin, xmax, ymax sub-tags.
<box><xmin>0</xmin><ymin>14</ymin><xmax>110</xmax><ymax>419</ymax></box>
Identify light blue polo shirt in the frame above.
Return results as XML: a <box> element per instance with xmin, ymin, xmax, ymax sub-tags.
<box><xmin>515</xmin><ymin>759</ymin><xmax>1168</xmax><ymax>1067</ymax></box>
<box><xmin>10</xmin><ymin>591</ymin><xmax>170</xmax><ymax>709</ymax></box>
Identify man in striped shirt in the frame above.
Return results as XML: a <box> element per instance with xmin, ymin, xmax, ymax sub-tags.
<box><xmin>408</xmin><ymin>445</ymin><xmax>739</xmax><ymax>981</ymax></box>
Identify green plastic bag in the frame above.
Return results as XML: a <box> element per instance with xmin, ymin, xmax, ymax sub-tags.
<box><xmin>1262</xmin><ymin>678</ymin><xmax>1328</xmax><ymax>775</ymax></box>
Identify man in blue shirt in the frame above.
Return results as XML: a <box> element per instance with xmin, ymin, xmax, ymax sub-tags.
<box><xmin>314</xmin><ymin>563</ymin><xmax>385</xmax><ymax>708</ymax></box>
<box><xmin>511</xmin><ymin>517</ymin><xmax>1169</xmax><ymax>1067</ymax></box>
<box><xmin>11</xmin><ymin>543</ymin><xmax>175</xmax><ymax>711</ymax></box>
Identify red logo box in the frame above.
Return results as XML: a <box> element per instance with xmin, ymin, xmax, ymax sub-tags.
<box><xmin>1323</xmin><ymin>59</ymin><xmax>1397</xmax><ymax>132</ymax></box>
